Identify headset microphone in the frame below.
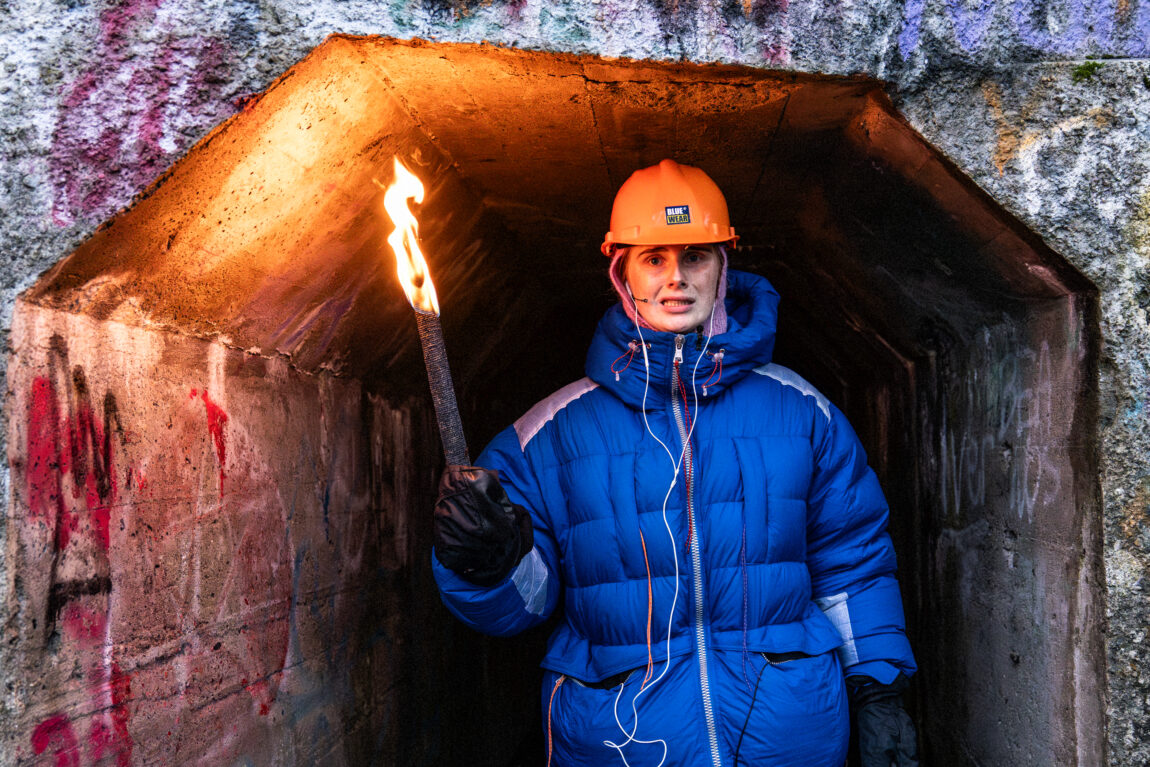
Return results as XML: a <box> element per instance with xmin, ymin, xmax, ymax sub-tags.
<box><xmin>633</xmin><ymin>296</ymin><xmax>649</xmax><ymax>303</ymax></box>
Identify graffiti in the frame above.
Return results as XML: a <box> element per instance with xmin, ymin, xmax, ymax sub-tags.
<box><xmin>24</xmin><ymin>336</ymin><xmax>135</xmax><ymax>765</ymax></box>
<box><xmin>1015</xmin><ymin>107</ymin><xmax>1116</xmax><ymax>218</ymax></box>
<box><xmin>136</xmin><ymin>381</ymin><xmax>293</xmax><ymax>759</ymax></box>
<box><xmin>31</xmin><ymin>715</ymin><xmax>80</xmax><ymax>767</ymax></box>
<box><xmin>936</xmin><ymin>322</ymin><xmax>1079</xmax><ymax>523</ymax></box>
<box><xmin>191</xmin><ymin>388</ymin><xmax>229</xmax><ymax>495</ymax></box>
<box><xmin>26</xmin><ymin>364</ymin><xmax>120</xmax><ymax>553</ymax></box>
<box><xmin>30</xmin><ymin>662</ymin><xmax>133</xmax><ymax>767</ymax></box>
<box><xmin>25</xmin><ymin>337</ymin><xmax>122</xmax><ymax>630</ymax></box>
<box><xmin>899</xmin><ymin>0</ymin><xmax>1150</xmax><ymax>59</ymax></box>
<box><xmin>49</xmin><ymin>0</ymin><xmax>233</xmax><ymax>226</ymax></box>
<box><xmin>8</xmin><ymin>311</ymin><xmax>444</xmax><ymax>763</ymax></box>
<box><xmin>975</xmin><ymin>77</ymin><xmax>1123</xmax><ymax>248</ymax></box>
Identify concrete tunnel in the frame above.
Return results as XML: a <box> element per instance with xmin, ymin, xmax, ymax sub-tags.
<box><xmin>6</xmin><ymin>36</ymin><xmax>1104</xmax><ymax>765</ymax></box>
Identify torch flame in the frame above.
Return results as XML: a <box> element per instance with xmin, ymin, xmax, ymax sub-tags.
<box><xmin>383</xmin><ymin>156</ymin><xmax>439</xmax><ymax>314</ymax></box>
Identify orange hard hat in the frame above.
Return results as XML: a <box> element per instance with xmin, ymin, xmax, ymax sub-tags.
<box><xmin>601</xmin><ymin>159</ymin><xmax>738</xmax><ymax>256</ymax></box>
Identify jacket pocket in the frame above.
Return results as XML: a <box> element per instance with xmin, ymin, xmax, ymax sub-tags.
<box><xmin>568</xmin><ymin>666</ymin><xmax>640</xmax><ymax>690</ymax></box>
<box><xmin>760</xmin><ymin>650</ymin><xmax>812</xmax><ymax>665</ymax></box>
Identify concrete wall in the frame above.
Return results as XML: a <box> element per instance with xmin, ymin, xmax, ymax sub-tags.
<box><xmin>915</xmin><ymin>300</ymin><xmax>1102</xmax><ymax>765</ymax></box>
<box><xmin>3</xmin><ymin>302</ymin><xmax>542</xmax><ymax>765</ymax></box>
<box><xmin>2</xmin><ymin>1</ymin><xmax>1149</xmax><ymax>765</ymax></box>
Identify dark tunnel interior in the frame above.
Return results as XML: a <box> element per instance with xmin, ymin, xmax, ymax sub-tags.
<box><xmin>18</xmin><ymin>36</ymin><xmax>1104</xmax><ymax>765</ymax></box>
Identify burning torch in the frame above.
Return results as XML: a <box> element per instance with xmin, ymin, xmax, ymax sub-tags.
<box><xmin>381</xmin><ymin>157</ymin><xmax>471</xmax><ymax>467</ymax></box>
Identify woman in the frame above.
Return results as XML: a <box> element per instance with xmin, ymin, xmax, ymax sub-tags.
<box><xmin>432</xmin><ymin>160</ymin><xmax>917</xmax><ymax>766</ymax></box>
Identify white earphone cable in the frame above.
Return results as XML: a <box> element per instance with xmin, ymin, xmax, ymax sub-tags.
<box><xmin>604</xmin><ymin>293</ymin><xmax>717</xmax><ymax>766</ymax></box>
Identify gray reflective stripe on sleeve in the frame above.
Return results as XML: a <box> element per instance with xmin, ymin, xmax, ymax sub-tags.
<box><xmin>815</xmin><ymin>592</ymin><xmax>861</xmax><ymax>667</ymax></box>
<box><xmin>511</xmin><ymin>547</ymin><xmax>549</xmax><ymax>616</ymax></box>
<box><xmin>754</xmin><ymin>363</ymin><xmax>832</xmax><ymax>422</ymax></box>
<box><xmin>513</xmin><ymin>377</ymin><xmax>599</xmax><ymax>449</ymax></box>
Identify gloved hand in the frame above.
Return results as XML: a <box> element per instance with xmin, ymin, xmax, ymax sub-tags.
<box><xmin>849</xmin><ymin>674</ymin><xmax>919</xmax><ymax>767</ymax></box>
<box><xmin>433</xmin><ymin>466</ymin><xmax>534</xmax><ymax>586</ymax></box>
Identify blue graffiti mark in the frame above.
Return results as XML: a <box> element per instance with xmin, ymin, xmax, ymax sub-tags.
<box><xmin>899</xmin><ymin>0</ymin><xmax>926</xmax><ymax>59</ymax></box>
<box><xmin>899</xmin><ymin>0</ymin><xmax>1150</xmax><ymax>59</ymax></box>
<box><xmin>1086</xmin><ymin>0</ymin><xmax>1118</xmax><ymax>50</ymax></box>
<box><xmin>946</xmin><ymin>0</ymin><xmax>998</xmax><ymax>51</ymax></box>
<box><xmin>1136</xmin><ymin>0</ymin><xmax>1150</xmax><ymax>56</ymax></box>
<box><xmin>1014</xmin><ymin>0</ymin><xmax>1088</xmax><ymax>54</ymax></box>
<box><xmin>282</xmin><ymin>538</ymin><xmax>364</xmax><ymax>738</ymax></box>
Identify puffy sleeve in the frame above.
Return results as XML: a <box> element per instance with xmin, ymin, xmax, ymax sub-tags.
<box><xmin>806</xmin><ymin>400</ymin><xmax>916</xmax><ymax>684</ymax></box>
<box><xmin>432</xmin><ymin>425</ymin><xmax>562</xmax><ymax>637</ymax></box>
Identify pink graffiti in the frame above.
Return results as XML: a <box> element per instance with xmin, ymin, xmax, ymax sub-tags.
<box><xmin>61</xmin><ymin>603</ymin><xmax>108</xmax><ymax>646</ymax></box>
<box><xmin>69</xmin><ymin>387</ymin><xmax>115</xmax><ymax>551</ymax></box>
<box><xmin>99</xmin><ymin>0</ymin><xmax>162</xmax><ymax>40</ymax></box>
<box><xmin>191</xmin><ymin>389</ymin><xmax>229</xmax><ymax>495</ymax></box>
<box><xmin>25</xmin><ymin>350</ymin><xmax>134</xmax><ymax>765</ymax></box>
<box><xmin>26</xmin><ymin>375</ymin><xmax>118</xmax><ymax>551</ymax></box>
<box><xmin>32</xmin><ymin>664</ymin><xmax>133</xmax><ymax>767</ymax></box>
<box><xmin>49</xmin><ymin>0</ymin><xmax>230</xmax><ymax>227</ymax></box>
<box><xmin>87</xmin><ymin>663</ymin><xmax>133</xmax><ymax>767</ymax></box>
<box><xmin>31</xmin><ymin>613</ymin><xmax>133</xmax><ymax>766</ymax></box>
<box><xmin>31</xmin><ymin>716</ymin><xmax>80</xmax><ymax>767</ymax></box>
<box><xmin>27</xmin><ymin>377</ymin><xmax>68</xmax><ymax>547</ymax></box>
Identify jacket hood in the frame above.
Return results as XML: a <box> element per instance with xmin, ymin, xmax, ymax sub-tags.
<box><xmin>586</xmin><ymin>269</ymin><xmax>780</xmax><ymax>408</ymax></box>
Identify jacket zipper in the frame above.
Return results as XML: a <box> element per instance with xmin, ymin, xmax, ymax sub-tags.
<box><xmin>672</xmin><ymin>335</ymin><xmax>722</xmax><ymax>767</ymax></box>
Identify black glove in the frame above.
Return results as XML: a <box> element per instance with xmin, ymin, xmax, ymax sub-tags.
<box><xmin>849</xmin><ymin>674</ymin><xmax>919</xmax><ymax>767</ymax></box>
<box><xmin>433</xmin><ymin>466</ymin><xmax>534</xmax><ymax>586</ymax></box>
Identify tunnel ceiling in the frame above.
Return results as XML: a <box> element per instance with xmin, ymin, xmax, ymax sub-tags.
<box><xmin>23</xmin><ymin>35</ymin><xmax>1090</xmax><ymax>404</ymax></box>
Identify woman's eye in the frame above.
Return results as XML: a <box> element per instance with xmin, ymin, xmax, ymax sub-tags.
<box><xmin>646</xmin><ymin>256</ymin><xmax>664</xmax><ymax>267</ymax></box>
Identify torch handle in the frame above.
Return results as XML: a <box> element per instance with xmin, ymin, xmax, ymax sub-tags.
<box><xmin>414</xmin><ymin>310</ymin><xmax>472</xmax><ymax>466</ymax></box>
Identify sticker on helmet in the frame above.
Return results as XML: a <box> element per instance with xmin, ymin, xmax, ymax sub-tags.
<box><xmin>665</xmin><ymin>205</ymin><xmax>691</xmax><ymax>225</ymax></box>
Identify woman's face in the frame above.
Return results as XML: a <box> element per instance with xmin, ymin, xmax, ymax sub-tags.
<box><xmin>623</xmin><ymin>244</ymin><xmax>721</xmax><ymax>334</ymax></box>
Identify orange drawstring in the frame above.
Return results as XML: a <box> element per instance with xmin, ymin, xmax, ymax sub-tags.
<box><xmin>639</xmin><ymin>529</ymin><xmax>655</xmax><ymax>689</ymax></box>
<box><xmin>547</xmin><ymin>675</ymin><xmax>566</xmax><ymax>767</ymax></box>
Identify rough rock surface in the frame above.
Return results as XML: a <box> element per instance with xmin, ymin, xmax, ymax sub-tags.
<box><xmin>2</xmin><ymin>1</ymin><xmax>1149</xmax><ymax>764</ymax></box>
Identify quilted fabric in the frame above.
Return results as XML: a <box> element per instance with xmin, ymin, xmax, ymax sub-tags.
<box><xmin>433</xmin><ymin>270</ymin><xmax>915</xmax><ymax>766</ymax></box>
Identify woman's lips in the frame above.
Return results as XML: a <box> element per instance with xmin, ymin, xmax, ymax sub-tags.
<box><xmin>660</xmin><ymin>297</ymin><xmax>695</xmax><ymax>311</ymax></box>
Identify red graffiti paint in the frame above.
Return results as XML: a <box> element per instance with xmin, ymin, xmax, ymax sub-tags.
<box><xmin>88</xmin><ymin>663</ymin><xmax>133</xmax><ymax>766</ymax></box>
<box><xmin>192</xmin><ymin>389</ymin><xmax>229</xmax><ymax>495</ymax></box>
<box><xmin>31</xmin><ymin>715</ymin><xmax>80</xmax><ymax>767</ymax></box>
<box><xmin>61</xmin><ymin>602</ymin><xmax>108</xmax><ymax>646</ymax></box>
<box><xmin>24</xmin><ymin>355</ymin><xmax>134</xmax><ymax>766</ymax></box>
<box><xmin>127</xmin><ymin>467</ymin><xmax>148</xmax><ymax>493</ymax></box>
<box><xmin>26</xmin><ymin>370</ymin><xmax>123</xmax><ymax>552</ymax></box>
<box><xmin>27</xmin><ymin>377</ymin><xmax>70</xmax><ymax>548</ymax></box>
<box><xmin>68</xmin><ymin>396</ymin><xmax>115</xmax><ymax>551</ymax></box>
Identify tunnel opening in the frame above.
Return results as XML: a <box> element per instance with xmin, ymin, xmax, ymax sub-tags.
<box><xmin>4</xmin><ymin>36</ymin><xmax>1103</xmax><ymax>765</ymax></box>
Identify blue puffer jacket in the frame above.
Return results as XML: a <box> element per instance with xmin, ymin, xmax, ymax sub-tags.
<box><xmin>434</xmin><ymin>270</ymin><xmax>915</xmax><ymax>766</ymax></box>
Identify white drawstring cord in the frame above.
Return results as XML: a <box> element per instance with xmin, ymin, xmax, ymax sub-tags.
<box><xmin>605</xmin><ymin>296</ymin><xmax>678</xmax><ymax>765</ymax></box>
<box><xmin>604</xmin><ymin>299</ymin><xmax>716</xmax><ymax>766</ymax></box>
